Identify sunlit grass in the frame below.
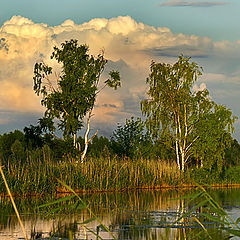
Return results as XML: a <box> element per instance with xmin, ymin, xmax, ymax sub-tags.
<box><xmin>1</xmin><ymin>147</ymin><xmax>240</xmax><ymax>195</ymax></box>
<box><xmin>0</xmin><ymin>148</ymin><xmax>183</xmax><ymax>195</ymax></box>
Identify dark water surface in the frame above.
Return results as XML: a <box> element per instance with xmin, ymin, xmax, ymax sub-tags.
<box><xmin>0</xmin><ymin>188</ymin><xmax>240</xmax><ymax>239</ymax></box>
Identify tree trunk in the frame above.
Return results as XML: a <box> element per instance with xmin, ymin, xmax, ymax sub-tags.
<box><xmin>81</xmin><ymin>114</ymin><xmax>91</xmax><ymax>163</ymax></box>
<box><xmin>181</xmin><ymin>152</ymin><xmax>185</xmax><ymax>172</ymax></box>
<box><xmin>174</xmin><ymin>116</ymin><xmax>181</xmax><ymax>170</ymax></box>
<box><xmin>175</xmin><ymin>137</ymin><xmax>180</xmax><ymax>170</ymax></box>
<box><xmin>196</xmin><ymin>153</ymin><xmax>199</xmax><ymax>168</ymax></box>
<box><xmin>73</xmin><ymin>133</ymin><xmax>77</xmax><ymax>149</ymax></box>
<box><xmin>200</xmin><ymin>158</ymin><xmax>203</xmax><ymax>168</ymax></box>
<box><xmin>80</xmin><ymin>111</ymin><xmax>98</xmax><ymax>163</ymax></box>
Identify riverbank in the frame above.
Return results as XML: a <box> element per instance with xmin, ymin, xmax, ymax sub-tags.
<box><xmin>1</xmin><ymin>156</ymin><xmax>240</xmax><ymax>195</ymax></box>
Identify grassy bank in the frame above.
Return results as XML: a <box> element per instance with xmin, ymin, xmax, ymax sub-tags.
<box><xmin>1</xmin><ymin>149</ymin><xmax>240</xmax><ymax>195</ymax></box>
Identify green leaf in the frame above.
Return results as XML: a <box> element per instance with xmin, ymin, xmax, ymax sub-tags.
<box><xmin>201</xmin><ymin>213</ymin><xmax>226</xmax><ymax>225</ymax></box>
<box><xmin>37</xmin><ymin>195</ymin><xmax>75</xmax><ymax>209</ymax></box>
<box><xmin>236</xmin><ymin>217</ymin><xmax>240</xmax><ymax>224</ymax></box>
<box><xmin>70</xmin><ymin>201</ymin><xmax>86</xmax><ymax>211</ymax></box>
<box><xmin>224</xmin><ymin>228</ymin><xmax>240</xmax><ymax>237</ymax></box>
<box><xmin>45</xmin><ymin>207</ymin><xmax>62</xmax><ymax>216</ymax></box>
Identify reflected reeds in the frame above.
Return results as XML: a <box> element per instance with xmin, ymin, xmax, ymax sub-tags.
<box><xmin>0</xmin><ymin>188</ymin><xmax>239</xmax><ymax>239</ymax></box>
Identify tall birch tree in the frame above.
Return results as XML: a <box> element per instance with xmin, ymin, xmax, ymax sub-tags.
<box><xmin>33</xmin><ymin>39</ymin><xmax>120</xmax><ymax>161</ymax></box>
<box><xmin>141</xmin><ymin>56</ymin><xmax>236</xmax><ymax>171</ymax></box>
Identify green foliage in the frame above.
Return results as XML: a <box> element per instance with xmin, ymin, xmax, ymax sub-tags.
<box><xmin>225</xmin><ymin>139</ymin><xmax>240</xmax><ymax>167</ymax></box>
<box><xmin>0</xmin><ymin>152</ymin><xmax>184</xmax><ymax>194</ymax></box>
<box><xmin>141</xmin><ymin>55</ymin><xmax>202</xmax><ymax>139</ymax></box>
<box><xmin>38</xmin><ymin>117</ymin><xmax>56</xmax><ymax>134</ymax></box>
<box><xmin>189</xmin><ymin>168</ymin><xmax>224</xmax><ymax>184</ymax></box>
<box><xmin>11</xmin><ymin>140</ymin><xmax>25</xmax><ymax>162</ymax></box>
<box><xmin>88</xmin><ymin>135</ymin><xmax>112</xmax><ymax>158</ymax></box>
<box><xmin>154</xmin><ymin>137</ymin><xmax>175</xmax><ymax>160</ymax></box>
<box><xmin>23</xmin><ymin>124</ymin><xmax>43</xmax><ymax>149</ymax></box>
<box><xmin>141</xmin><ymin>56</ymin><xmax>204</xmax><ymax>170</ymax></box>
<box><xmin>33</xmin><ymin>39</ymin><xmax>120</xmax><ymax>139</ymax></box>
<box><xmin>1</xmin><ymin>144</ymin><xmax>240</xmax><ymax>195</ymax></box>
<box><xmin>141</xmin><ymin>55</ymin><xmax>236</xmax><ymax>171</ymax></box>
<box><xmin>111</xmin><ymin>117</ymin><xmax>152</xmax><ymax>158</ymax></box>
<box><xmin>0</xmin><ymin>130</ymin><xmax>25</xmax><ymax>161</ymax></box>
<box><xmin>48</xmin><ymin>136</ymin><xmax>77</xmax><ymax>159</ymax></box>
<box><xmin>225</xmin><ymin>166</ymin><xmax>240</xmax><ymax>183</ymax></box>
<box><xmin>193</xmin><ymin>104</ymin><xmax>236</xmax><ymax>170</ymax></box>
<box><xmin>105</xmin><ymin>70</ymin><xmax>121</xmax><ymax>90</ymax></box>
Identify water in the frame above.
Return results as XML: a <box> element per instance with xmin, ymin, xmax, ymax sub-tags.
<box><xmin>0</xmin><ymin>188</ymin><xmax>240</xmax><ymax>239</ymax></box>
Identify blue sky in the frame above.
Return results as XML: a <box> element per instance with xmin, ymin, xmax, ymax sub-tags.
<box><xmin>1</xmin><ymin>0</ymin><xmax>240</xmax><ymax>140</ymax></box>
<box><xmin>1</xmin><ymin>0</ymin><xmax>239</xmax><ymax>41</ymax></box>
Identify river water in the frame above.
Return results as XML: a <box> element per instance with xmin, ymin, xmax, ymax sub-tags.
<box><xmin>0</xmin><ymin>187</ymin><xmax>240</xmax><ymax>239</ymax></box>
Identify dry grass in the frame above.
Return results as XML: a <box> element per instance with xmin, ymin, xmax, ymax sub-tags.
<box><xmin>0</xmin><ymin>149</ymin><xmax>195</xmax><ymax>195</ymax></box>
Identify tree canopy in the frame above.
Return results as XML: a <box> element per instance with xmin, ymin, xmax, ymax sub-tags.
<box><xmin>111</xmin><ymin>117</ymin><xmax>152</xmax><ymax>158</ymax></box>
<box><xmin>33</xmin><ymin>39</ymin><xmax>120</xmax><ymax>154</ymax></box>
<box><xmin>141</xmin><ymin>56</ymin><xmax>236</xmax><ymax>171</ymax></box>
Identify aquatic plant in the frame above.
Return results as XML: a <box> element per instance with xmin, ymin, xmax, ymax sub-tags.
<box><xmin>174</xmin><ymin>184</ymin><xmax>240</xmax><ymax>239</ymax></box>
<box><xmin>0</xmin><ymin>158</ymin><xmax>28</xmax><ymax>240</ymax></box>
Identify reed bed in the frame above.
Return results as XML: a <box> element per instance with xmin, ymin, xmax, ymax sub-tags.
<box><xmin>1</xmin><ymin>147</ymin><xmax>239</xmax><ymax>195</ymax></box>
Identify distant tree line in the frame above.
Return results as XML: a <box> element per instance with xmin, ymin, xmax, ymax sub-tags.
<box><xmin>0</xmin><ymin>116</ymin><xmax>240</xmax><ymax>170</ymax></box>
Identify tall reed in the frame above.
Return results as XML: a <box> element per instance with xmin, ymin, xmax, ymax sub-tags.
<box><xmin>0</xmin><ymin>158</ymin><xmax>28</xmax><ymax>240</ymax></box>
<box><xmin>1</xmin><ymin>147</ymin><xmax>238</xmax><ymax>195</ymax></box>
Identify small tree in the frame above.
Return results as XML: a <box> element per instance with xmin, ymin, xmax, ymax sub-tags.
<box><xmin>11</xmin><ymin>140</ymin><xmax>25</xmax><ymax>163</ymax></box>
<box><xmin>141</xmin><ymin>56</ymin><xmax>236</xmax><ymax>171</ymax></box>
<box><xmin>88</xmin><ymin>136</ymin><xmax>112</xmax><ymax>158</ymax></box>
<box><xmin>111</xmin><ymin>117</ymin><xmax>151</xmax><ymax>158</ymax></box>
<box><xmin>33</xmin><ymin>39</ymin><xmax>120</xmax><ymax>161</ymax></box>
<box><xmin>193</xmin><ymin>104</ymin><xmax>235</xmax><ymax>170</ymax></box>
<box><xmin>24</xmin><ymin>124</ymin><xmax>43</xmax><ymax>149</ymax></box>
<box><xmin>225</xmin><ymin>139</ymin><xmax>240</xmax><ymax>167</ymax></box>
<box><xmin>0</xmin><ymin>130</ymin><xmax>25</xmax><ymax>161</ymax></box>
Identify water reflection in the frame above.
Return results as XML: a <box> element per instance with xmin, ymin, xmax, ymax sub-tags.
<box><xmin>0</xmin><ymin>188</ymin><xmax>239</xmax><ymax>239</ymax></box>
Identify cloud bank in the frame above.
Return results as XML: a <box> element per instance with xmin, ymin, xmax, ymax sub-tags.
<box><xmin>159</xmin><ymin>1</ymin><xmax>229</xmax><ymax>7</ymax></box>
<box><xmin>0</xmin><ymin>15</ymin><xmax>240</xmax><ymax>135</ymax></box>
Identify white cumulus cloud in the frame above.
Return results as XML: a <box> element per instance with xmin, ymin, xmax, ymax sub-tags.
<box><xmin>0</xmin><ymin>15</ymin><xmax>240</xmax><ymax>134</ymax></box>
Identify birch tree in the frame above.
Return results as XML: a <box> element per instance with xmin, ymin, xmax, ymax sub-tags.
<box><xmin>33</xmin><ymin>39</ymin><xmax>120</xmax><ymax>161</ymax></box>
<box><xmin>141</xmin><ymin>56</ymin><xmax>236</xmax><ymax>171</ymax></box>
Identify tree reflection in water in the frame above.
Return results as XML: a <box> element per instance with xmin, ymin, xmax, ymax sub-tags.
<box><xmin>0</xmin><ymin>188</ymin><xmax>239</xmax><ymax>239</ymax></box>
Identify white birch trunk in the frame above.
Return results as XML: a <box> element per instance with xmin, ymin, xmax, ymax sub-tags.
<box><xmin>181</xmin><ymin>152</ymin><xmax>185</xmax><ymax>172</ymax></box>
<box><xmin>174</xmin><ymin>115</ymin><xmax>181</xmax><ymax>170</ymax></box>
<box><xmin>80</xmin><ymin>111</ymin><xmax>98</xmax><ymax>163</ymax></box>
<box><xmin>200</xmin><ymin>158</ymin><xmax>203</xmax><ymax>168</ymax></box>
<box><xmin>181</xmin><ymin>104</ymin><xmax>188</xmax><ymax>172</ymax></box>
<box><xmin>175</xmin><ymin>130</ymin><xmax>180</xmax><ymax>170</ymax></box>
<box><xmin>73</xmin><ymin>133</ymin><xmax>77</xmax><ymax>149</ymax></box>
<box><xmin>177</xmin><ymin>108</ymin><xmax>184</xmax><ymax>171</ymax></box>
<box><xmin>81</xmin><ymin>113</ymin><xmax>91</xmax><ymax>163</ymax></box>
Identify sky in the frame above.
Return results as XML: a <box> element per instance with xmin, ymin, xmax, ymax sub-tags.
<box><xmin>1</xmin><ymin>0</ymin><xmax>240</xmax><ymax>140</ymax></box>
